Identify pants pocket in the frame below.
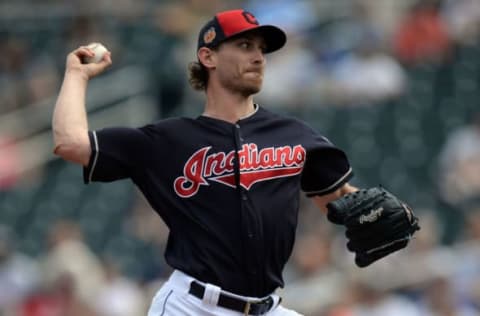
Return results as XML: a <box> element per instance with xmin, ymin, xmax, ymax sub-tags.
<box><xmin>147</xmin><ymin>287</ymin><xmax>174</xmax><ymax>316</ymax></box>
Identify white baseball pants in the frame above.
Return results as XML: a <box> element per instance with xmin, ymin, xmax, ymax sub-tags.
<box><xmin>147</xmin><ymin>270</ymin><xmax>303</xmax><ymax>316</ymax></box>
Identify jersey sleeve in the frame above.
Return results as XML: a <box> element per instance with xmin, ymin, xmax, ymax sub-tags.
<box><xmin>83</xmin><ymin>126</ymin><xmax>154</xmax><ymax>184</ymax></box>
<box><xmin>300</xmin><ymin>132</ymin><xmax>353</xmax><ymax>197</ymax></box>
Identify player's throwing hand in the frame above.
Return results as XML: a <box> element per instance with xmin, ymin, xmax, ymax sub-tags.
<box><xmin>66</xmin><ymin>44</ymin><xmax>112</xmax><ymax>80</ymax></box>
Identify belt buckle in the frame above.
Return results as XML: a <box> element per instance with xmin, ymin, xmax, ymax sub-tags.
<box><xmin>243</xmin><ymin>301</ymin><xmax>251</xmax><ymax>315</ymax></box>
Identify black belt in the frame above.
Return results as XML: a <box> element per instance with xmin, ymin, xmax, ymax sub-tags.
<box><xmin>189</xmin><ymin>281</ymin><xmax>274</xmax><ymax>315</ymax></box>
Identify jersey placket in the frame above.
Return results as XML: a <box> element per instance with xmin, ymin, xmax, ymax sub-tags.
<box><xmin>233</xmin><ymin>123</ymin><xmax>265</xmax><ymax>295</ymax></box>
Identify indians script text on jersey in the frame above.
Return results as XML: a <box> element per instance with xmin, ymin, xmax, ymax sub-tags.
<box><xmin>174</xmin><ymin>143</ymin><xmax>306</xmax><ymax>198</ymax></box>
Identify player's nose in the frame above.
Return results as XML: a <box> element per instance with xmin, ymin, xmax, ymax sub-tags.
<box><xmin>252</xmin><ymin>48</ymin><xmax>265</xmax><ymax>66</ymax></box>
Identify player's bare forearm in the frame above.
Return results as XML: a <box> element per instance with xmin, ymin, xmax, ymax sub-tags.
<box><xmin>52</xmin><ymin>68</ymin><xmax>91</xmax><ymax>166</ymax></box>
<box><xmin>312</xmin><ymin>183</ymin><xmax>359</xmax><ymax>213</ymax></box>
<box><xmin>52</xmin><ymin>45</ymin><xmax>111</xmax><ymax>166</ymax></box>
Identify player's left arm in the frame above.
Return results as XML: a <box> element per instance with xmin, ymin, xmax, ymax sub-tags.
<box><xmin>300</xmin><ymin>125</ymin><xmax>420</xmax><ymax>267</ymax></box>
<box><xmin>313</xmin><ymin>184</ymin><xmax>420</xmax><ymax>268</ymax></box>
<box><xmin>311</xmin><ymin>182</ymin><xmax>358</xmax><ymax>214</ymax></box>
<box><xmin>301</xmin><ymin>143</ymin><xmax>419</xmax><ymax>267</ymax></box>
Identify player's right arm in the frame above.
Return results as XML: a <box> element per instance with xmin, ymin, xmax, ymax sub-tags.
<box><xmin>52</xmin><ymin>46</ymin><xmax>112</xmax><ymax>166</ymax></box>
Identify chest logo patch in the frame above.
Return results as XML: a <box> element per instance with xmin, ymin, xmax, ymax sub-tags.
<box><xmin>174</xmin><ymin>144</ymin><xmax>306</xmax><ymax>198</ymax></box>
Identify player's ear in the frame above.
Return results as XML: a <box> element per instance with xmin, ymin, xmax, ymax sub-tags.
<box><xmin>198</xmin><ymin>47</ymin><xmax>216</xmax><ymax>69</ymax></box>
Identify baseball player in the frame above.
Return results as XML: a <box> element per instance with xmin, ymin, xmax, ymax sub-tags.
<box><xmin>52</xmin><ymin>9</ymin><xmax>419</xmax><ymax>316</ymax></box>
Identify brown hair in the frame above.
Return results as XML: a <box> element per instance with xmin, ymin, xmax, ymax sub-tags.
<box><xmin>188</xmin><ymin>45</ymin><xmax>221</xmax><ymax>91</ymax></box>
<box><xmin>188</xmin><ymin>61</ymin><xmax>209</xmax><ymax>91</ymax></box>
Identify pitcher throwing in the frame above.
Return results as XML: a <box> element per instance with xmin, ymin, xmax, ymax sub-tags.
<box><xmin>52</xmin><ymin>9</ymin><xmax>419</xmax><ymax>316</ymax></box>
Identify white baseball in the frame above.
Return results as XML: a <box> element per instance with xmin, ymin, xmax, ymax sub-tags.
<box><xmin>83</xmin><ymin>42</ymin><xmax>109</xmax><ymax>64</ymax></box>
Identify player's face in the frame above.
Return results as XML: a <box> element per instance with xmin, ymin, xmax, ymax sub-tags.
<box><xmin>214</xmin><ymin>33</ymin><xmax>267</xmax><ymax>96</ymax></box>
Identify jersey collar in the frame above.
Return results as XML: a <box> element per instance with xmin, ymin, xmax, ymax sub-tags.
<box><xmin>198</xmin><ymin>103</ymin><xmax>260</xmax><ymax>124</ymax></box>
<box><xmin>239</xmin><ymin>103</ymin><xmax>259</xmax><ymax>120</ymax></box>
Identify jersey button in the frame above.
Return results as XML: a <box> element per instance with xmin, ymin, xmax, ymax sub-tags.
<box><xmin>235</xmin><ymin>124</ymin><xmax>240</xmax><ymax>129</ymax></box>
<box><xmin>242</xmin><ymin>194</ymin><xmax>248</xmax><ymax>201</ymax></box>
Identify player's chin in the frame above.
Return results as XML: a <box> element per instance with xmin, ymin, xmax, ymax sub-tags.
<box><xmin>240</xmin><ymin>83</ymin><xmax>262</xmax><ymax>96</ymax></box>
<box><xmin>244</xmin><ymin>78</ymin><xmax>263</xmax><ymax>94</ymax></box>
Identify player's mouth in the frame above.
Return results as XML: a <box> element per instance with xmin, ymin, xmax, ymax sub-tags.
<box><xmin>244</xmin><ymin>70</ymin><xmax>263</xmax><ymax>78</ymax></box>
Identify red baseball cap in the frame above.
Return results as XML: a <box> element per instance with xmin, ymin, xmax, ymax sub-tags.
<box><xmin>197</xmin><ymin>9</ymin><xmax>287</xmax><ymax>54</ymax></box>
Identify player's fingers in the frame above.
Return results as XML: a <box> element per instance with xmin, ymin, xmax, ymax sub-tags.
<box><xmin>65</xmin><ymin>47</ymin><xmax>93</xmax><ymax>68</ymax></box>
<box><xmin>84</xmin><ymin>52</ymin><xmax>112</xmax><ymax>77</ymax></box>
<box><xmin>101</xmin><ymin>51</ymin><xmax>112</xmax><ymax>65</ymax></box>
<box><xmin>92</xmin><ymin>51</ymin><xmax>112</xmax><ymax>70</ymax></box>
<box><xmin>73</xmin><ymin>46</ymin><xmax>95</xmax><ymax>59</ymax></box>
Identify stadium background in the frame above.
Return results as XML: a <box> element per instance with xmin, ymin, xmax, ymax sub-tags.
<box><xmin>0</xmin><ymin>0</ymin><xmax>480</xmax><ymax>315</ymax></box>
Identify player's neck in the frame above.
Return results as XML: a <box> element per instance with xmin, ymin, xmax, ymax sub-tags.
<box><xmin>203</xmin><ymin>88</ymin><xmax>255</xmax><ymax>123</ymax></box>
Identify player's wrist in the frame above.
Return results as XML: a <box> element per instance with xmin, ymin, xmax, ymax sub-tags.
<box><xmin>65</xmin><ymin>66</ymin><xmax>90</xmax><ymax>82</ymax></box>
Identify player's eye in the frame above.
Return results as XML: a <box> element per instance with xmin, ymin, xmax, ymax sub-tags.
<box><xmin>238</xmin><ymin>40</ymin><xmax>266</xmax><ymax>54</ymax></box>
<box><xmin>239</xmin><ymin>41</ymin><xmax>251</xmax><ymax>49</ymax></box>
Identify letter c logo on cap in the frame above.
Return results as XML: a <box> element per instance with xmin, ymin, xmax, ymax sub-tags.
<box><xmin>243</xmin><ymin>11</ymin><xmax>259</xmax><ymax>25</ymax></box>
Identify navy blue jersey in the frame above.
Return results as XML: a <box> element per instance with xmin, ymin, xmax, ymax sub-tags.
<box><xmin>83</xmin><ymin>105</ymin><xmax>352</xmax><ymax>297</ymax></box>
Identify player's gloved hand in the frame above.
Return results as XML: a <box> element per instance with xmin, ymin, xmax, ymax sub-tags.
<box><xmin>326</xmin><ymin>187</ymin><xmax>420</xmax><ymax>267</ymax></box>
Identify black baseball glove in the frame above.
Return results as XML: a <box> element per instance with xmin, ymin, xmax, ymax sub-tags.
<box><xmin>327</xmin><ymin>187</ymin><xmax>420</xmax><ymax>267</ymax></box>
